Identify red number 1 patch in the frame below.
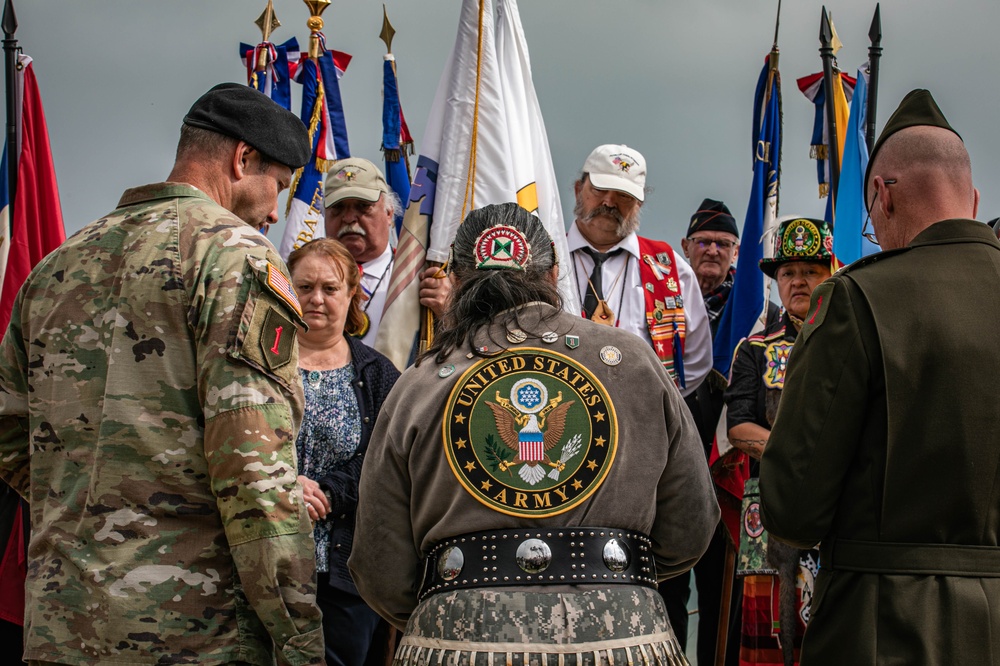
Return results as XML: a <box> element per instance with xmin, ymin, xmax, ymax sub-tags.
<box><xmin>270</xmin><ymin>326</ymin><xmax>284</xmax><ymax>355</ymax></box>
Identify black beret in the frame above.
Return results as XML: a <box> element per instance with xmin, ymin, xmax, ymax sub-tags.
<box><xmin>687</xmin><ymin>198</ymin><xmax>739</xmax><ymax>238</ymax></box>
<box><xmin>864</xmin><ymin>89</ymin><xmax>961</xmax><ymax>200</ymax></box>
<box><xmin>184</xmin><ymin>83</ymin><xmax>311</xmax><ymax>170</ymax></box>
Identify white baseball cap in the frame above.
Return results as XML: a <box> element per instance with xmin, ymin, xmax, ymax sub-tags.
<box><xmin>582</xmin><ymin>144</ymin><xmax>646</xmax><ymax>202</ymax></box>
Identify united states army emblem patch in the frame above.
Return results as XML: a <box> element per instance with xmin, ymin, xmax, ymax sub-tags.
<box><xmin>443</xmin><ymin>348</ymin><xmax>618</xmax><ymax>518</ymax></box>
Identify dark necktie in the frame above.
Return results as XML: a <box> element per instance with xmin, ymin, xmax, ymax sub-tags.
<box><xmin>580</xmin><ymin>247</ymin><xmax>622</xmax><ymax>319</ymax></box>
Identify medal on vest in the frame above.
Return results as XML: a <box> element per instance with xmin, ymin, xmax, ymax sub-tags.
<box><xmin>506</xmin><ymin>328</ymin><xmax>528</xmax><ymax>344</ymax></box>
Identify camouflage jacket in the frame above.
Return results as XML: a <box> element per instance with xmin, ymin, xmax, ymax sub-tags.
<box><xmin>0</xmin><ymin>183</ymin><xmax>324</xmax><ymax>665</ymax></box>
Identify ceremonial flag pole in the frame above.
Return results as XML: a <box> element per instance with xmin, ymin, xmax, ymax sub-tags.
<box><xmin>820</xmin><ymin>6</ymin><xmax>841</xmax><ymax>213</ymax></box>
<box><xmin>712</xmin><ymin>8</ymin><xmax>783</xmax><ymax>663</ymax></box>
<box><xmin>277</xmin><ymin>0</ymin><xmax>352</xmax><ymax>259</ymax></box>
<box><xmin>379</xmin><ymin>6</ymin><xmax>414</xmax><ymax>241</ymax></box>
<box><xmin>708</xmin><ymin>41</ymin><xmax>782</xmax><ymax>611</ymax></box>
<box><xmin>3</xmin><ymin>0</ymin><xmax>16</xmax><ymax>217</ymax></box>
<box><xmin>798</xmin><ymin>17</ymin><xmax>854</xmax><ymax>219</ymax></box>
<box><xmin>865</xmin><ymin>4</ymin><xmax>883</xmax><ymax>152</ymax></box>
<box><xmin>239</xmin><ymin>0</ymin><xmax>298</xmax><ymax>111</ymax></box>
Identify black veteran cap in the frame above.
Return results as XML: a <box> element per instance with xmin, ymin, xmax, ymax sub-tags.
<box><xmin>184</xmin><ymin>83</ymin><xmax>311</xmax><ymax>170</ymax></box>
<box><xmin>687</xmin><ymin>198</ymin><xmax>739</xmax><ymax>238</ymax></box>
<box><xmin>864</xmin><ymin>89</ymin><xmax>961</xmax><ymax>199</ymax></box>
<box><xmin>759</xmin><ymin>217</ymin><xmax>834</xmax><ymax>278</ymax></box>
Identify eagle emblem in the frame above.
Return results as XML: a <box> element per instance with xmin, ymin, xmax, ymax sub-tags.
<box><xmin>485</xmin><ymin>378</ymin><xmax>580</xmax><ymax>485</ymax></box>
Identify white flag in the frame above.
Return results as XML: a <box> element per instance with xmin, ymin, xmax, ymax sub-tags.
<box><xmin>495</xmin><ymin>0</ymin><xmax>579</xmax><ymax>314</ymax></box>
<box><xmin>376</xmin><ymin>0</ymin><xmax>578</xmax><ymax>368</ymax></box>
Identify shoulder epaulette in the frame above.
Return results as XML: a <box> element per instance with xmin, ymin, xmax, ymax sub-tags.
<box><xmin>836</xmin><ymin>246</ymin><xmax>910</xmax><ymax>276</ymax></box>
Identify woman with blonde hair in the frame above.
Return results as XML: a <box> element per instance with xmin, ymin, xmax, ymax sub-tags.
<box><xmin>287</xmin><ymin>237</ymin><xmax>400</xmax><ymax>666</ymax></box>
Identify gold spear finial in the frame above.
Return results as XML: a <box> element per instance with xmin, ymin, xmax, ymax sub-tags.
<box><xmin>304</xmin><ymin>0</ymin><xmax>333</xmax><ymax>59</ymax></box>
<box><xmin>379</xmin><ymin>4</ymin><xmax>396</xmax><ymax>54</ymax></box>
<box><xmin>254</xmin><ymin>0</ymin><xmax>281</xmax><ymax>70</ymax></box>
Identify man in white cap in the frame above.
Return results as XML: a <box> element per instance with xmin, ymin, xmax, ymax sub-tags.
<box><xmin>567</xmin><ymin>144</ymin><xmax>711</xmax><ymax>397</ymax></box>
<box><xmin>324</xmin><ymin>157</ymin><xmax>450</xmax><ymax>349</ymax></box>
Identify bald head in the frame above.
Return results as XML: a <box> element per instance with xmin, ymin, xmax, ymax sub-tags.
<box><xmin>869</xmin><ymin>126</ymin><xmax>972</xmax><ymax>195</ymax></box>
<box><xmin>866</xmin><ymin>126</ymin><xmax>979</xmax><ymax>249</ymax></box>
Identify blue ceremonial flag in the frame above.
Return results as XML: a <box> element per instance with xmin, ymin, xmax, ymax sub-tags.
<box><xmin>277</xmin><ymin>42</ymin><xmax>352</xmax><ymax>258</ymax></box>
<box><xmin>239</xmin><ymin>37</ymin><xmax>298</xmax><ymax>111</ymax></box>
<box><xmin>382</xmin><ymin>55</ymin><xmax>412</xmax><ymax>239</ymax></box>
<box><xmin>713</xmin><ymin>54</ymin><xmax>782</xmax><ymax>377</ymax></box>
<box><xmin>833</xmin><ymin>67</ymin><xmax>879</xmax><ymax>264</ymax></box>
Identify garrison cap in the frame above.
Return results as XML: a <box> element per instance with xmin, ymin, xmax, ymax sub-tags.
<box><xmin>864</xmin><ymin>89</ymin><xmax>961</xmax><ymax>200</ymax></box>
<box><xmin>687</xmin><ymin>198</ymin><xmax>739</xmax><ymax>238</ymax></box>
<box><xmin>183</xmin><ymin>82</ymin><xmax>311</xmax><ymax>170</ymax></box>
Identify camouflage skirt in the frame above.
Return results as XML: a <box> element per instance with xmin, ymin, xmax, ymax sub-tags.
<box><xmin>394</xmin><ymin>586</ymin><xmax>688</xmax><ymax>666</ymax></box>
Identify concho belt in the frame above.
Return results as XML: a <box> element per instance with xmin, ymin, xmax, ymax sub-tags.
<box><xmin>419</xmin><ymin>527</ymin><xmax>657</xmax><ymax>602</ymax></box>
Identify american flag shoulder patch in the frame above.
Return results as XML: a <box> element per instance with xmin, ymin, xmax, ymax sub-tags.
<box><xmin>266</xmin><ymin>262</ymin><xmax>303</xmax><ymax>317</ymax></box>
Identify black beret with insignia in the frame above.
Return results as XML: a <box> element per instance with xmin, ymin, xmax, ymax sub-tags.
<box><xmin>184</xmin><ymin>83</ymin><xmax>311</xmax><ymax>170</ymax></box>
<box><xmin>687</xmin><ymin>198</ymin><xmax>739</xmax><ymax>238</ymax></box>
<box><xmin>864</xmin><ymin>89</ymin><xmax>961</xmax><ymax>200</ymax></box>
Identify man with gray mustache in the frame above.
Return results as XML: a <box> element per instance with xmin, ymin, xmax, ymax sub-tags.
<box><xmin>324</xmin><ymin>157</ymin><xmax>450</xmax><ymax>348</ymax></box>
<box><xmin>568</xmin><ymin>144</ymin><xmax>711</xmax><ymax>398</ymax></box>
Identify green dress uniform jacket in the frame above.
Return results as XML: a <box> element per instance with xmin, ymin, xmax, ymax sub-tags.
<box><xmin>349</xmin><ymin>303</ymin><xmax>720</xmax><ymax>632</ymax></box>
<box><xmin>759</xmin><ymin>219</ymin><xmax>1000</xmax><ymax>665</ymax></box>
<box><xmin>0</xmin><ymin>184</ymin><xmax>324</xmax><ymax>666</ymax></box>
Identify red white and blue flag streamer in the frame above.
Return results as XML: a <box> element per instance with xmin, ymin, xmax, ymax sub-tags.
<box><xmin>382</xmin><ymin>54</ymin><xmax>413</xmax><ymax>239</ymax></box>
<box><xmin>239</xmin><ymin>36</ymin><xmax>298</xmax><ymax>111</ymax></box>
<box><xmin>797</xmin><ymin>71</ymin><xmax>856</xmax><ymax>202</ymax></box>
<box><xmin>277</xmin><ymin>38</ymin><xmax>352</xmax><ymax>259</ymax></box>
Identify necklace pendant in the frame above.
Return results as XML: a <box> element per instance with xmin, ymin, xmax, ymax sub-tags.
<box><xmin>307</xmin><ymin>370</ymin><xmax>322</xmax><ymax>388</ymax></box>
<box><xmin>591</xmin><ymin>300</ymin><xmax>615</xmax><ymax>326</ymax></box>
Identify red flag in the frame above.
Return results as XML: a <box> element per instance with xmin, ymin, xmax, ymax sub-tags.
<box><xmin>0</xmin><ymin>504</ymin><xmax>24</xmax><ymax>625</ymax></box>
<box><xmin>0</xmin><ymin>54</ymin><xmax>65</xmax><ymax>629</ymax></box>
<box><xmin>0</xmin><ymin>55</ymin><xmax>65</xmax><ymax>333</ymax></box>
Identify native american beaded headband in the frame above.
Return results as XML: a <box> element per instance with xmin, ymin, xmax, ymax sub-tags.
<box><xmin>473</xmin><ymin>225</ymin><xmax>532</xmax><ymax>271</ymax></box>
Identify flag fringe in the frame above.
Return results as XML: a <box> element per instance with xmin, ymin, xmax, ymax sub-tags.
<box><xmin>285</xmin><ymin>167</ymin><xmax>305</xmax><ymax>217</ymax></box>
<box><xmin>810</xmin><ymin>144</ymin><xmax>828</xmax><ymax>161</ymax></box>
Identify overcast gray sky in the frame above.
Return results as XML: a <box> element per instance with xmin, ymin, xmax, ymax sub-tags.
<box><xmin>15</xmin><ymin>0</ymin><xmax>1000</xmax><ymax>245</ymax></box>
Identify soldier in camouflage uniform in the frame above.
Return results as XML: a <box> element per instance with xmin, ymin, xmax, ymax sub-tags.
<box><xmin>0</xmin><ymin>83</ymin><xmax>325</xmax><ymax>665</ymax></box>
<box><xmin>350</xmin><ymin>203</ymin><xmax>719</xmax><ymax>666</ymax></box>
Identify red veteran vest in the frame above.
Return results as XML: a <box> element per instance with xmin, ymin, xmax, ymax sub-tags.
<box><xmin>636</xmin><ymin>237</ymin><xmax>686</xmax><ymax>387</ymax></box>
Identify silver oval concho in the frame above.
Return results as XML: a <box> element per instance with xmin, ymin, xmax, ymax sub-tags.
<box><xmin>437</xmin><ymin>545</ymin><xmax>465</xmax><ymax>581</ymax></box>
<box><xmin>603</xmin><ymin>538</ymin><xmax>631</xmax><ymax>572</ymax></box>
<box><xmin>516</xmin><ymin>538</ymin><xmax>552</xmax><ymax>574</ymax></box>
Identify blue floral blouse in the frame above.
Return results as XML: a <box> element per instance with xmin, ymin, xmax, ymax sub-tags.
<box><xmin>295</xmin><ymin>365</ymin><xmax>362</xmax><ymax>573</ymax></box>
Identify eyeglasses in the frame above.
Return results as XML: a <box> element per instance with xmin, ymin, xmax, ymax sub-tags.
<box><xmin>687</xmin><ymin>237</ymin><xmax>738</xmax><ymax>251</ymax></box>
<box><xmin>862</xmin><ymin>178</ymin><xmax>896</xmax><ymax>245</ymax></box>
